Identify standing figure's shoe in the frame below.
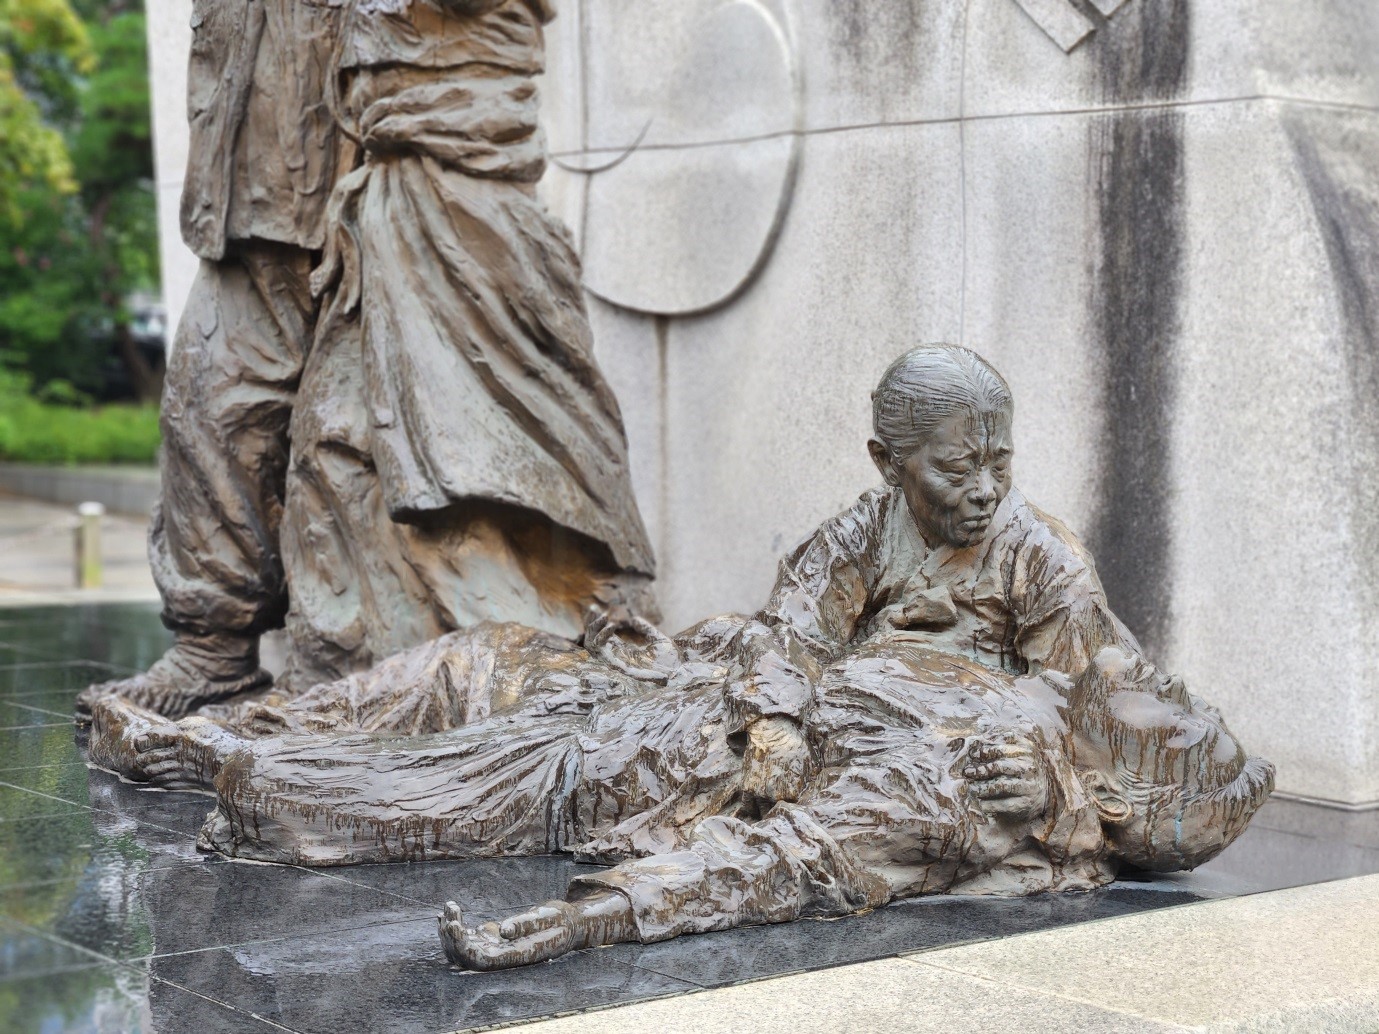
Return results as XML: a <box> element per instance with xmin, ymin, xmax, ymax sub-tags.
<box><xmin>74</xmin><ymin>633</ymin><xmax>271</xmax><ymax>723</ymax></box>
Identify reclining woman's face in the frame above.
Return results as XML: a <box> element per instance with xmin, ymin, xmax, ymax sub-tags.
<box><xmin>870</xmin><ymin>407</ymin><xmax>1014</xmax><ymax>549</ymax></box>
<box><xmin>1070</xmin><ymin>647</ymin><xmax>1274</xmax><ymax>871</ymax></box>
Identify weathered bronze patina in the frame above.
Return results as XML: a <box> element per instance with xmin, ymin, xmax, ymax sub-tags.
<box><xmin>77</xmin><ymin>0</ymin><xmax>654</xmax><ymax>716</ymax></box>
<box><xmin>88</xmin><ymin>344</ymin><xmax>1272</xmax><ymax>971</ymax></box>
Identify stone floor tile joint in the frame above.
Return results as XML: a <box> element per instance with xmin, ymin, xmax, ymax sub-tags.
<box><xmin>901</xmin><ymin>955</ymin><xmax>1202</xmax><ymax>1031</ymax></box>
<box><xmin>4</xmin><ymin>917</ymin><xmax>132</xmax><ymax>970</ymax></box>
<box><xmin>0</xmin><ymin>778</ymin><xmax>92</xmax><ymax>808</ymax></box>
<box><xmin>152</xmin><ymin>976</ymin><xmax>307</xmax><ymax>1033</ymax></box>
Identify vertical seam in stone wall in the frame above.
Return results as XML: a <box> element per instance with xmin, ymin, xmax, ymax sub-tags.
<box><xmin>576</xmin><ymin>0</ymin><xmax>592</xmax><ymax>254</ymax></box>
<box><xmin>1087</xmin><ymin>0</ymin><xmax>1190</xmax><ymax>657</ymax></box>
<box><xmin>958</xmin><ymin>0</ymin><xmax>973</xmax><ymax>346</ymax></box>
<box><xmin>655</xmin><ymin>315</ymin><xmax>671</xmax><ymax>577</ymax></box>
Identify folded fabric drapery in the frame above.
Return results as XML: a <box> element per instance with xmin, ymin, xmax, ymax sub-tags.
<box><xmin>311</xmin><ymin>63</ymin><xmax>654</xmax><ymax>577</ymax></box>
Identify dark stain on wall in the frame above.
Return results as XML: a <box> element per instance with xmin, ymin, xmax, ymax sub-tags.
<box><xmin>1096</xmin><ymin>0</ymin><xmax>1189</xmax><ymax>104</ymax></box>
<box><xmin>824</xmin><ymin>0</ymin><xmax>929</xmax><ymax>113</ymax></box>
<box><xmin>1286</xmin><ymin>113</ymin><xmax>1379</xmax><ymax>605</ymax></box>
<box><xmin>1086</xmin><ymin>0</ymin><xmax>1190</xmax><ymax>656</ymax></box>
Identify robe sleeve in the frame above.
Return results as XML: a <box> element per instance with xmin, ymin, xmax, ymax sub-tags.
<box><xmin>718</xmin><ymin>618</ymin><xmax>830</xmax><ymax>730</ymax></box>
<box><xmin>566</xmin><ymin>808</ymin><xmax>890</xmax><ymax>942</ymax></box>
<box><xmin>755</xmin><ymin>493</ymin><xmax>884</xmax><ymax>663</ymax></box>
<box><xmin>1011</xmin><ymin>510</ymin><xmax>1142</xmax><ymax>680</ymax></box>
<box><xmin>720</xmin><ymin>492</ymin><xmax>887</xmax><ymax>729</ymax></box>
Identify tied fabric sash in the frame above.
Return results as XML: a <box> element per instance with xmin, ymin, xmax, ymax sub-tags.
<box><xmin>312</xmin><ymin>69</ymin><xmax>547</xmax><ymax>306</ymax></box>
<box><xmin>306</xmin><ymin>64</ymin><xmax>655</xmax><ymax>576</ymax></box>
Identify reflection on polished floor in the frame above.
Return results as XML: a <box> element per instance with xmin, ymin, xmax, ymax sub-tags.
<box><xmin>1</xmin><ymin>604</ymin><xmax>1377</xmax><ymax>1034</ymax></box>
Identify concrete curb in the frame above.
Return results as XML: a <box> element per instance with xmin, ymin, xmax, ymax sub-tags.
<box><xmin>0</xmin><ymin>464</ymin><xmax>160</xmax><ymax>516</ymax></box>
<box><xmin>514</xmin><ymin>876</ymin><xmax>1379</xmax><ymax>1034</ymax></box>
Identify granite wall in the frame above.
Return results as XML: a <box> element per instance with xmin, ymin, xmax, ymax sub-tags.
<box><xmin>145</xmin><ymin>0</ymin><xmax>1379</xmax><ymax>806</ymax></box>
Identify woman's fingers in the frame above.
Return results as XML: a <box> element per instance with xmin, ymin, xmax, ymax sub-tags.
<box><xmin>499</xmin><ymin>904</ymin><xmax>566</xmax><ymax>940</ymax></box>
<box><xmin>962</xmin><ymin>758</ymin><xmax>1030</xmax><ymax>781</ymax></box>
<box><xmin>584</xmin><ymin>607</ymin><xmax>612</xmax><ymax>647</ymax></box>
<box><xmin>968</xmin><ymin>776</ymin><xmax>1038</xmax><ymax>800</ymax></box>
<box><xmin>967</xmin><ymin>741</ymin><xmax>1028</xmax><ymax>763</ymax></box>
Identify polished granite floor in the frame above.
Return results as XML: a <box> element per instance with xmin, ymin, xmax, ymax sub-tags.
<box><xmin>1</xmin><ymin>603</ymin><xmax>1377</xmax><ymax>1034</ymax></box>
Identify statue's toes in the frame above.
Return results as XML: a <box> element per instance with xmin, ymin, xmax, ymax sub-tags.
<box><xmin>132</xmin><ymin>728</ymin><xmax>179</xmax><ymax>753</ymax></box>
<box><xmin>75</xmin><ymin>681</ymin><xmax>119</xmax><ymax>723</ymax></box>
<box><xmin>137</xmin><ymin>749</ymin><xmax>185</xmax><ymax>782</ymax></box>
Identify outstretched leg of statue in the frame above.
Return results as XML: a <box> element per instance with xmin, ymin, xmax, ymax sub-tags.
<box><xmin>88</xmin><ymin>696</ymin><xmax>251</xmax><ymax>791</ymax></box>
<box><xmin>78</xmin><ymin>243</ymin><xmax>314</xmax><ymax>721</ymax></box>
<box><xmin>85</xmin><ymin>622</ymin><xmax>614</xmax><ymax>789</ymax></box>
<box><xmin>438</xmin><ymin>806</ymin><xmax>892</xmax><ymax>970</ymax></box>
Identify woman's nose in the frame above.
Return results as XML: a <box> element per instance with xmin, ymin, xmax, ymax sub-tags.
<box><xmin>969</xmin><ymin>471</ymin><xmax>996</xmax><ymax>505</ymax></box>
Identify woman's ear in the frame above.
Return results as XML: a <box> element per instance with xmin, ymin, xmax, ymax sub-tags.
<box><xmin>1083</xmin><ymin>769</ymin><xmax>1133</xmax><ymax>825</ymax></box>
<box><xmin>868</xmin><ymin>439</ymin><xmax>901</xmax><ymax>487</ymax></box>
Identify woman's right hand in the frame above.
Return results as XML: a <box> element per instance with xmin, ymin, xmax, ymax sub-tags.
<box><xmin>962</xmin><ymin>737</ymin><xmax>1051</xmax><ymax>821</ymax></box>
<box><xmin>584</xmin><ymin>605</ymin><xmax>681</xmax><ymax>683</ymax></box>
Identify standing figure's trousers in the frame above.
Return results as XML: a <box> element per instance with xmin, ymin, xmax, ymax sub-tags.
<box><xmin>150</xmin><ymin>241</ymin><xmax>316</xmax><ymax>638</ymax></box>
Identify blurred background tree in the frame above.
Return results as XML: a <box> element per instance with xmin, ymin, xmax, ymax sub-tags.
<box><xmin>0</xmin><ymin>0</ymin><xmax>162</xmax><ymax>463</ymax></box>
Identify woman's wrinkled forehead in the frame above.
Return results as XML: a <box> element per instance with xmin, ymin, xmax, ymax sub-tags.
<box><xmin>871</xmin><ymin>346</ymin><xmax>1015</xmax><ymax>451</ymax></box>
<box><xmin>891</xmin><ymin>402</ymin><xmax>1014</xmax><ymax>455</ymax></box>
<box><xmin>932</xmin><ymin>405</ymin><xmax>1012</xmax><ymax>441</ymax></box>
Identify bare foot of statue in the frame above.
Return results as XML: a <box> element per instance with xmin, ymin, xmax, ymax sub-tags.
<box><xmin>87</xmin><ymin>695</ymin><xmax>246</xmax><ymax>790</ymax></box>
<box><xmin>438</xmin><ymin>892</ymin><xmax>637</xmax><ymax>971</ymax></box>
<box><xmin>75</xmin><ymin>633</ymin><xmax>271</xmax><ymax>723</ymax></box>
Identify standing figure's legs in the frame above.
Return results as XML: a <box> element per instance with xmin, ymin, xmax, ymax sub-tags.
<box><xmin>78</xmin><ymin>241</ymin><xmax>315</xmax><ymax>720</ymax></box>
<box><xmin>277</xmin><ymin>305</ymin><xmax>644</xmax><ymax>693</ymax></box>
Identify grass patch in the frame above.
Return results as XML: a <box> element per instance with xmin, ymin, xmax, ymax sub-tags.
<box><xmin>0</xmin><ymin>371</ymin><xmax>159</xmax><ymax>465</ymax></box>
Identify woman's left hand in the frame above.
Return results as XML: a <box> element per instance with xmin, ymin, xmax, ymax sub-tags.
<box><xmin>741</xmin><ymin>716</ymin><xmax>811</xmax><ymax>811</ymax></box>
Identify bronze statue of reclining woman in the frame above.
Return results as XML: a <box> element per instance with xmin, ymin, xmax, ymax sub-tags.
<box><xmin>87</xmin><ymin>344</ymin><xmax>1273</xmax><ymax>970</ymax></box>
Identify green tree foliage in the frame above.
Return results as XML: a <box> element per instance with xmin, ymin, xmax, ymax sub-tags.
<box><xmin>0</xmin><ymin>0</ymin><xmax>160</xmax><ymax>403</ymax></box>
<box><xmin>0</xmin><ymin>0</ymin><xmax>92</xmax><ymax>219</ymax></box>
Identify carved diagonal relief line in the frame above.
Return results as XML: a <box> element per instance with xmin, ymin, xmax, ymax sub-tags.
<box><xmin>1013</xmin><ymin>0</ymin><xmax>1137</xmax><ymax>53</ymax></box>
<box><xmin>1012</xmin><ymin>0</ymin><xmax>1095</xmax><ymax>52</ymax></box>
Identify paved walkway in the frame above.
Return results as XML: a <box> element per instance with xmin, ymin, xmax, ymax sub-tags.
<box><xmin>0</xmin><ymin>491</ymin><xmax>157</xmax><ymax>603</ymax></box>
<box><xmin>521</xmin><ymin>875</ymin><xmax>1379</xmax><ymax>1033</ymax></box>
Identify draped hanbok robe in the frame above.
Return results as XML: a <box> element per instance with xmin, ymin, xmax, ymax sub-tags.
<box><xmin>200</xmin><ymin>486</ymin><xmax>1163</xmax><ymax>938</ymax></box>
<box><xmin>279</xmin><ymin>0</ymin><xmax>655</xmax><ymax>688</ymax></box>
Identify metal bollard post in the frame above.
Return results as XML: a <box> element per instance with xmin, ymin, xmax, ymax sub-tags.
<box><xmin>75</xmin><ymin>502</ymin><xmax>105</xmax><ymax>590</ymax></box>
